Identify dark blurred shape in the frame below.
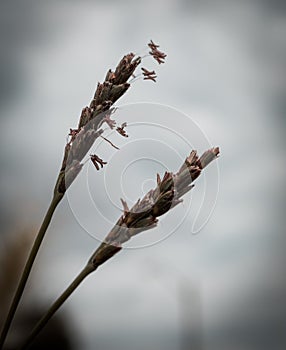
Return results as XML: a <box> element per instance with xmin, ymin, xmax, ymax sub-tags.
<box><xmin>7</xmin><ymin>309</ymin><xmax>73</xmax><ymax>350</ymax></box>
<box><xmin>0</xmin><ymin>228</ymin><xmax>74</xmax><ymax>350</ymax></box>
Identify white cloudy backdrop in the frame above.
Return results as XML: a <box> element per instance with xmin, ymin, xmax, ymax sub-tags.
<box><xmin>0</xmin><ymin>1</ymin><xmax>286</xmax><ymax>349</ymax></box>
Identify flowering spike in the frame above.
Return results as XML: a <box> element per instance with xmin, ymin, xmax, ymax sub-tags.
<box><xmin>89</xmin><ymin>147</ymin><xmax>219</xmax><ymax>269</ymax></box>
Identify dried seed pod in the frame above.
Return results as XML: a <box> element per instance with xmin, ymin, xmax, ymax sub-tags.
<box><xmin>141</xmin><ymin>67</ymin><xmax>157</xmax><ymax>82</ymax></box>
<box><xmin>148</xmin><ymin>40</ymin><xmax>167</xmax><ymax>64</ymax></box>
<box><xmin>90</xmin><ymin>154</ymin><xmax>107</xmax><ymax>170</ymax></box>
<box><xmin>116</xmin><ymin>122</ymin><xmax>128</xmax><ymax>137</ymax></box>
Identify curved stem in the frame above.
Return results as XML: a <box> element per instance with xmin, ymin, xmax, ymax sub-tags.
<box><xmin>19</xmin><ymin>264</ymin><xmax>94</xmax><ymax>350</ymax></box>
<box><xmin>0</xmin><ymin>192</ymin><xmax>63</xmax><ymax>349</ymax></box>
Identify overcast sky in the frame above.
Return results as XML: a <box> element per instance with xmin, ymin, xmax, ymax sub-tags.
<box><xmin>1</xmin><ymin>1</ymin><xmax>286</xmax><ymax>349</ymax></box>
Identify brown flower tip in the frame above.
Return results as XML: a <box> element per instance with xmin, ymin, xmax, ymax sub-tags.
<box><xmin>120</xmin><ymin>198</ymin><xmax>130</xmax><ymax>215</ymax></box>
<box><xmin>90</xmin><ymin>154</ymin><xmax>107</xmax><ymax>170</ymax></box>
<box><xmin>148</xmin><ymin>40</ymin><xmax>167</xmax><ymax>64</ymax></box>
<box><xmin>213</xmin><ymin>147</ymin><xmax>220</xmax><ymax>156</ymax></box>
<box><xmin>199</xmin><ymin>147</ymin><xmax>220</xmax><ymax>169</ymax></box>
<box><xmin>148</xmin><ymin>40</ymin><xmax>160</xmax><ymax>50</ymax></box>
<box><xmin>156</xmin><ymin>173</ymin><xmax>161</xmax><ymax>185</ymax></box>
<box><xmin>116</xmin><ymin>122</ymin><xmax>128</xmax><ymax>137</ymax></box>
<box><xmin>141</xmin><ymin>67</ymin><xmax>157</xmax><ymax>82</ymax></box>
<box><xmin>159</xmin><ymin>171</ymin><xmax>174</xmax><ymax>192</ymax></box>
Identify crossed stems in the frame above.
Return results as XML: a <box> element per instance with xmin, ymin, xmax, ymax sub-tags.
<box><xmin>19</xmin><ymin>147</ymin><xmax>219</xmax><ymax>349</ymax></box>
<box><xmin>0</xmin><ymin>43</ymin><xmax>164</xmax><ymax>349</ymax></box>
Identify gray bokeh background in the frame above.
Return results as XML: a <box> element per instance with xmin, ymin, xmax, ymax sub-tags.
<box><xmin>0</xmin><ymin>0</ymin><xmax>286</xmax><ymax>349</ymax></box>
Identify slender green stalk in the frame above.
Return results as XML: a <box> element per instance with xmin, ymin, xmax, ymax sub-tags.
<box><xmin>19</xmin><ymin>264</ymin><xmax>95</xmax><ymax>350</ymax></box>
<box><xmin>0</xmin><ymin>192</ymin><xmax>64</xmax><ymax>349</ymax></box>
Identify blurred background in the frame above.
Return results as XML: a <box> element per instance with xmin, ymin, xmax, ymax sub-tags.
<box><xmin>0</xmin><ymin>0</ymin><xmax>286</xmax><ymax>349</ymax></box>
